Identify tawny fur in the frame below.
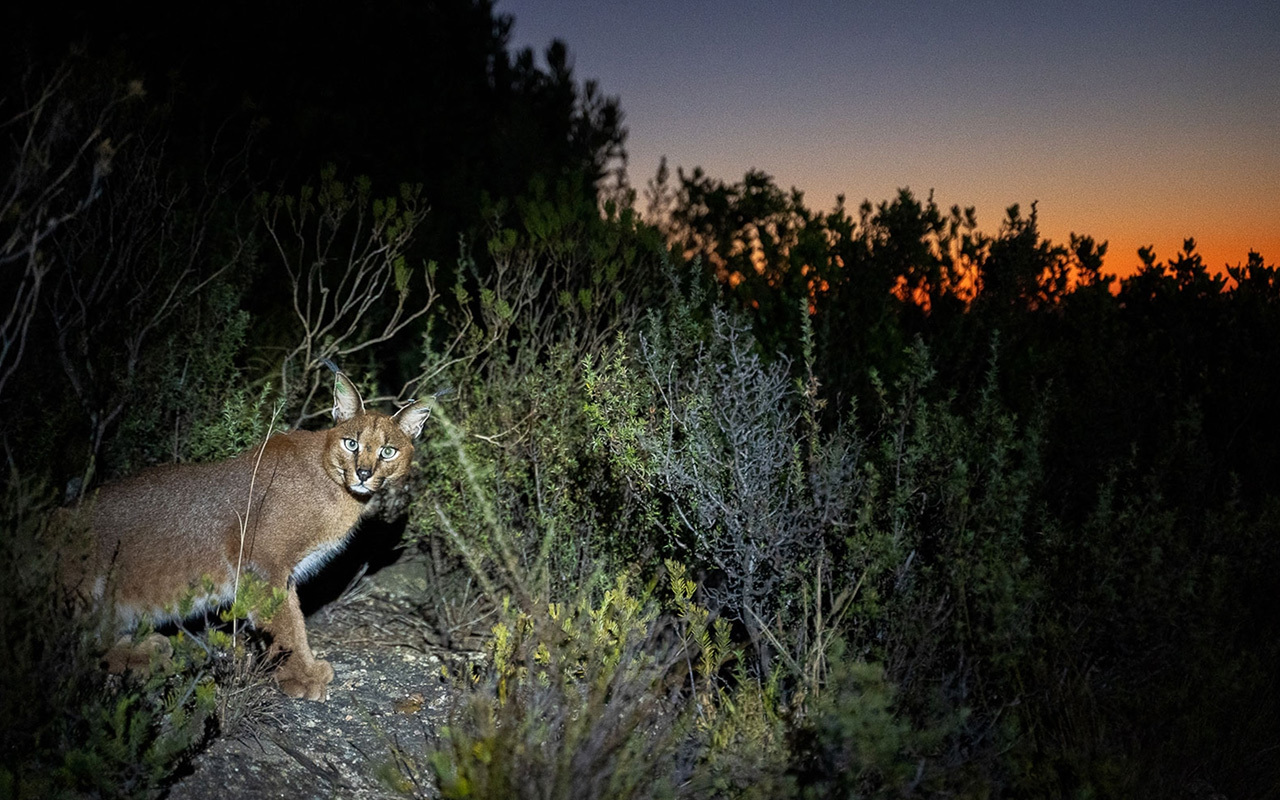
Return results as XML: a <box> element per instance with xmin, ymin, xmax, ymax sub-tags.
<box><xmin>72</xmin><ymin>372</ymin><xmax>430</xmax><ymax>701</ymax></box>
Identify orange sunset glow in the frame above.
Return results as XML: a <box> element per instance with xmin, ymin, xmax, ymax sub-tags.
<box><xmin>500</xmin><ymin>0</ymin><xmax>1278</xmax><ymax>281</ymax></box>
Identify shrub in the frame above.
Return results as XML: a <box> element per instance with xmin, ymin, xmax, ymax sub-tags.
<box><xmin>424</xmin><ymin>567</ymin><xmax>712</xmax><ymax>800</ymax></box>
<box><xmin>406</xmin><ymin>185</ymin><xmax>672</xmax><ymax>601</ymax></box>
<box><xmin>586</xmin><ymin>301</ymin><xmax>862</xmax><ymax>675</ymax></box>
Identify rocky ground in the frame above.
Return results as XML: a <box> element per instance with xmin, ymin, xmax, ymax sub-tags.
<box><xmin>166</xmin><ymin>550</ymin><xmax>488</xmax><ymax>800</ymax></box>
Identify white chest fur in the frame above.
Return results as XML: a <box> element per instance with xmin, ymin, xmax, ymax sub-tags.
<box><xmin>290</xmin><ymin>531</ymin><xmax>356</xmax><ymax>585</ymax></box>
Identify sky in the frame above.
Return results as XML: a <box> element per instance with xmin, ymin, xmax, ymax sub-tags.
<box><xmin>496</xmin><ymin>0</ymin><xmax>1279</xmax><ymax>279</ymax></box>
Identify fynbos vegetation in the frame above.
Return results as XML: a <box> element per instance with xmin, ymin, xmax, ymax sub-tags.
<box><xmin>3</xmin><ymin>3</ymin><xmax>1278</xmax><ymax>798</ymax></box>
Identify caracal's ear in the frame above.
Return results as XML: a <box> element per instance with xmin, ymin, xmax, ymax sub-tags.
<box><xmin>393</xmin><ymin>400</ymin><xmax>432</xmax><ymax>439</ymax></box>
<box><xmin>331</xmin><ymin>371</ymin><xmax>365</xmax><ymax>422</ymax></box>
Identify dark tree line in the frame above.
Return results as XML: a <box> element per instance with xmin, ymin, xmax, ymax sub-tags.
<box><xmin>660</xmin><ymin>164</ymin><xmax>1280</xmax><ymax>509</ymax></box>
<box><xmin>3</xmin><ymin>0</ymin><xmax>625</xmax><ymax>234</ymax></box>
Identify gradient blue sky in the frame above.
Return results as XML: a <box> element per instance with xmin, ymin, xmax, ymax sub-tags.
<box><xmin>497</xmin><ymin>0</ymin><xmax>1279</xmax><ymax>278</ymax></box>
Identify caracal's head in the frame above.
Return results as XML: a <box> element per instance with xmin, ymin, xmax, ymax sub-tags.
<box><xmin>323</xmin><ymin>371</ymin><xmax>431</xmax><ymax>498</ymax></box>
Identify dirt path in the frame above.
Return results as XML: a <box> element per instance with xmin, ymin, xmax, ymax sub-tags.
<box><xmin>167</xmin><ymin>556</ymin><xmax>480</xmax><ymax>800</ymax></box>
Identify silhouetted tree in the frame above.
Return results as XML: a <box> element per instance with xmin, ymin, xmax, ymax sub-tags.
<box><xmin>3</xmin><ymin>0</ymin><xmax>627</xmax><ymax>255</ymax></box>
<box><xmin>975</xmin><ymin>202</ymin><xmax>1069</xmax><ymax>312</ymax></box>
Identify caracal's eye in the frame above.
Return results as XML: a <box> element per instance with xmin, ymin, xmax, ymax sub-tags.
<box><xmin>342</xmin><ymin>437</ymin><xmax>359</xmax><ymax>453</ymax></box>
<box><xmin>379</xmin><ymin>445</ymin><xmax>399</xmax><ymax>460</ymax></box>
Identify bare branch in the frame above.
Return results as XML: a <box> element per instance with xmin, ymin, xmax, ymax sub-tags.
<box><xmin>0</xmin><ymin>62</ymin><xmax>140</xmax><ymax>397</ymax></box>
<box><xmin>260</xmin><ymin>170</ymin><xmax>441</xmax><ymax>425</ymax></box>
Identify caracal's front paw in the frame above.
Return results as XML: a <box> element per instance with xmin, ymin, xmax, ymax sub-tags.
<box><xmin>276</xmin><ymin>658</ymin><xmax>335</xmax><ymax>701</ymax></box>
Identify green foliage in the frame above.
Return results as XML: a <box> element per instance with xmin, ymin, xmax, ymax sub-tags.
<box><xmin>468</xmin><ymin>252</ymin><xmax>1066</xmax><ymax>792</ymax></box>
<box><xmin>827</xmin><ymin>340</ymin><xmax>1053</xmax><ymax>789</ymax></box>
<box><xmin>789</xmin><ymin>640</ymin><xmax>961</xmax><ymax>799</ymax></box>
<box><xmin>413</xmin><ymin>344</ymin><xmax>615</xmax><ymax>602</ymax></box>
<box><xmin>218</xmin><ymin>570</ymin><xmax>286</xmax><ymax>629</ymax></box>
<box><xmin>409</xmin><ymin>178</ymin><xmax>671</xmax><ymax>599</ymax></box>
<box><xmin>475</xmin><ymin>175</ymin><xmax>669</xmax><ymax>364</ymax></box>
<box><xmin>425</xmin><ymin>569</ymin><xmax>708</xmax><ymax>800</ymax></box>
<box><xmin>856</xmin><ymin>340</ymin><xmax>1043</xmax><ymax>651</ymax></box>
<box><xmin>185</xmin><ymin>384</ymin><xmax>280</xmax><ymax>463</ymax></box>
<box><xmin>106</xmin><ymin>275</ymin><xmax>261</xmax><ymax>475</ymax></box>
<box><xmin>420</xmin><ymin>559</ymin><xmax>964</xmax><ymax>800</ymax></box>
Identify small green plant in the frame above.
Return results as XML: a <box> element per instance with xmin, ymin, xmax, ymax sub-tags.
<box><xmin>422</xmin><ymin>563</ymin><xmax>743</xmax><ymax>800</ymax></box>
<box><xmin>186</xmin><ymin>383</ymin><xmax>279</xmax><ymax>463</ymax></box>
<box><xmin>790</xmin><ymin>647</ymin><xmax>943</xmax><ymax>798</ymax></box>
